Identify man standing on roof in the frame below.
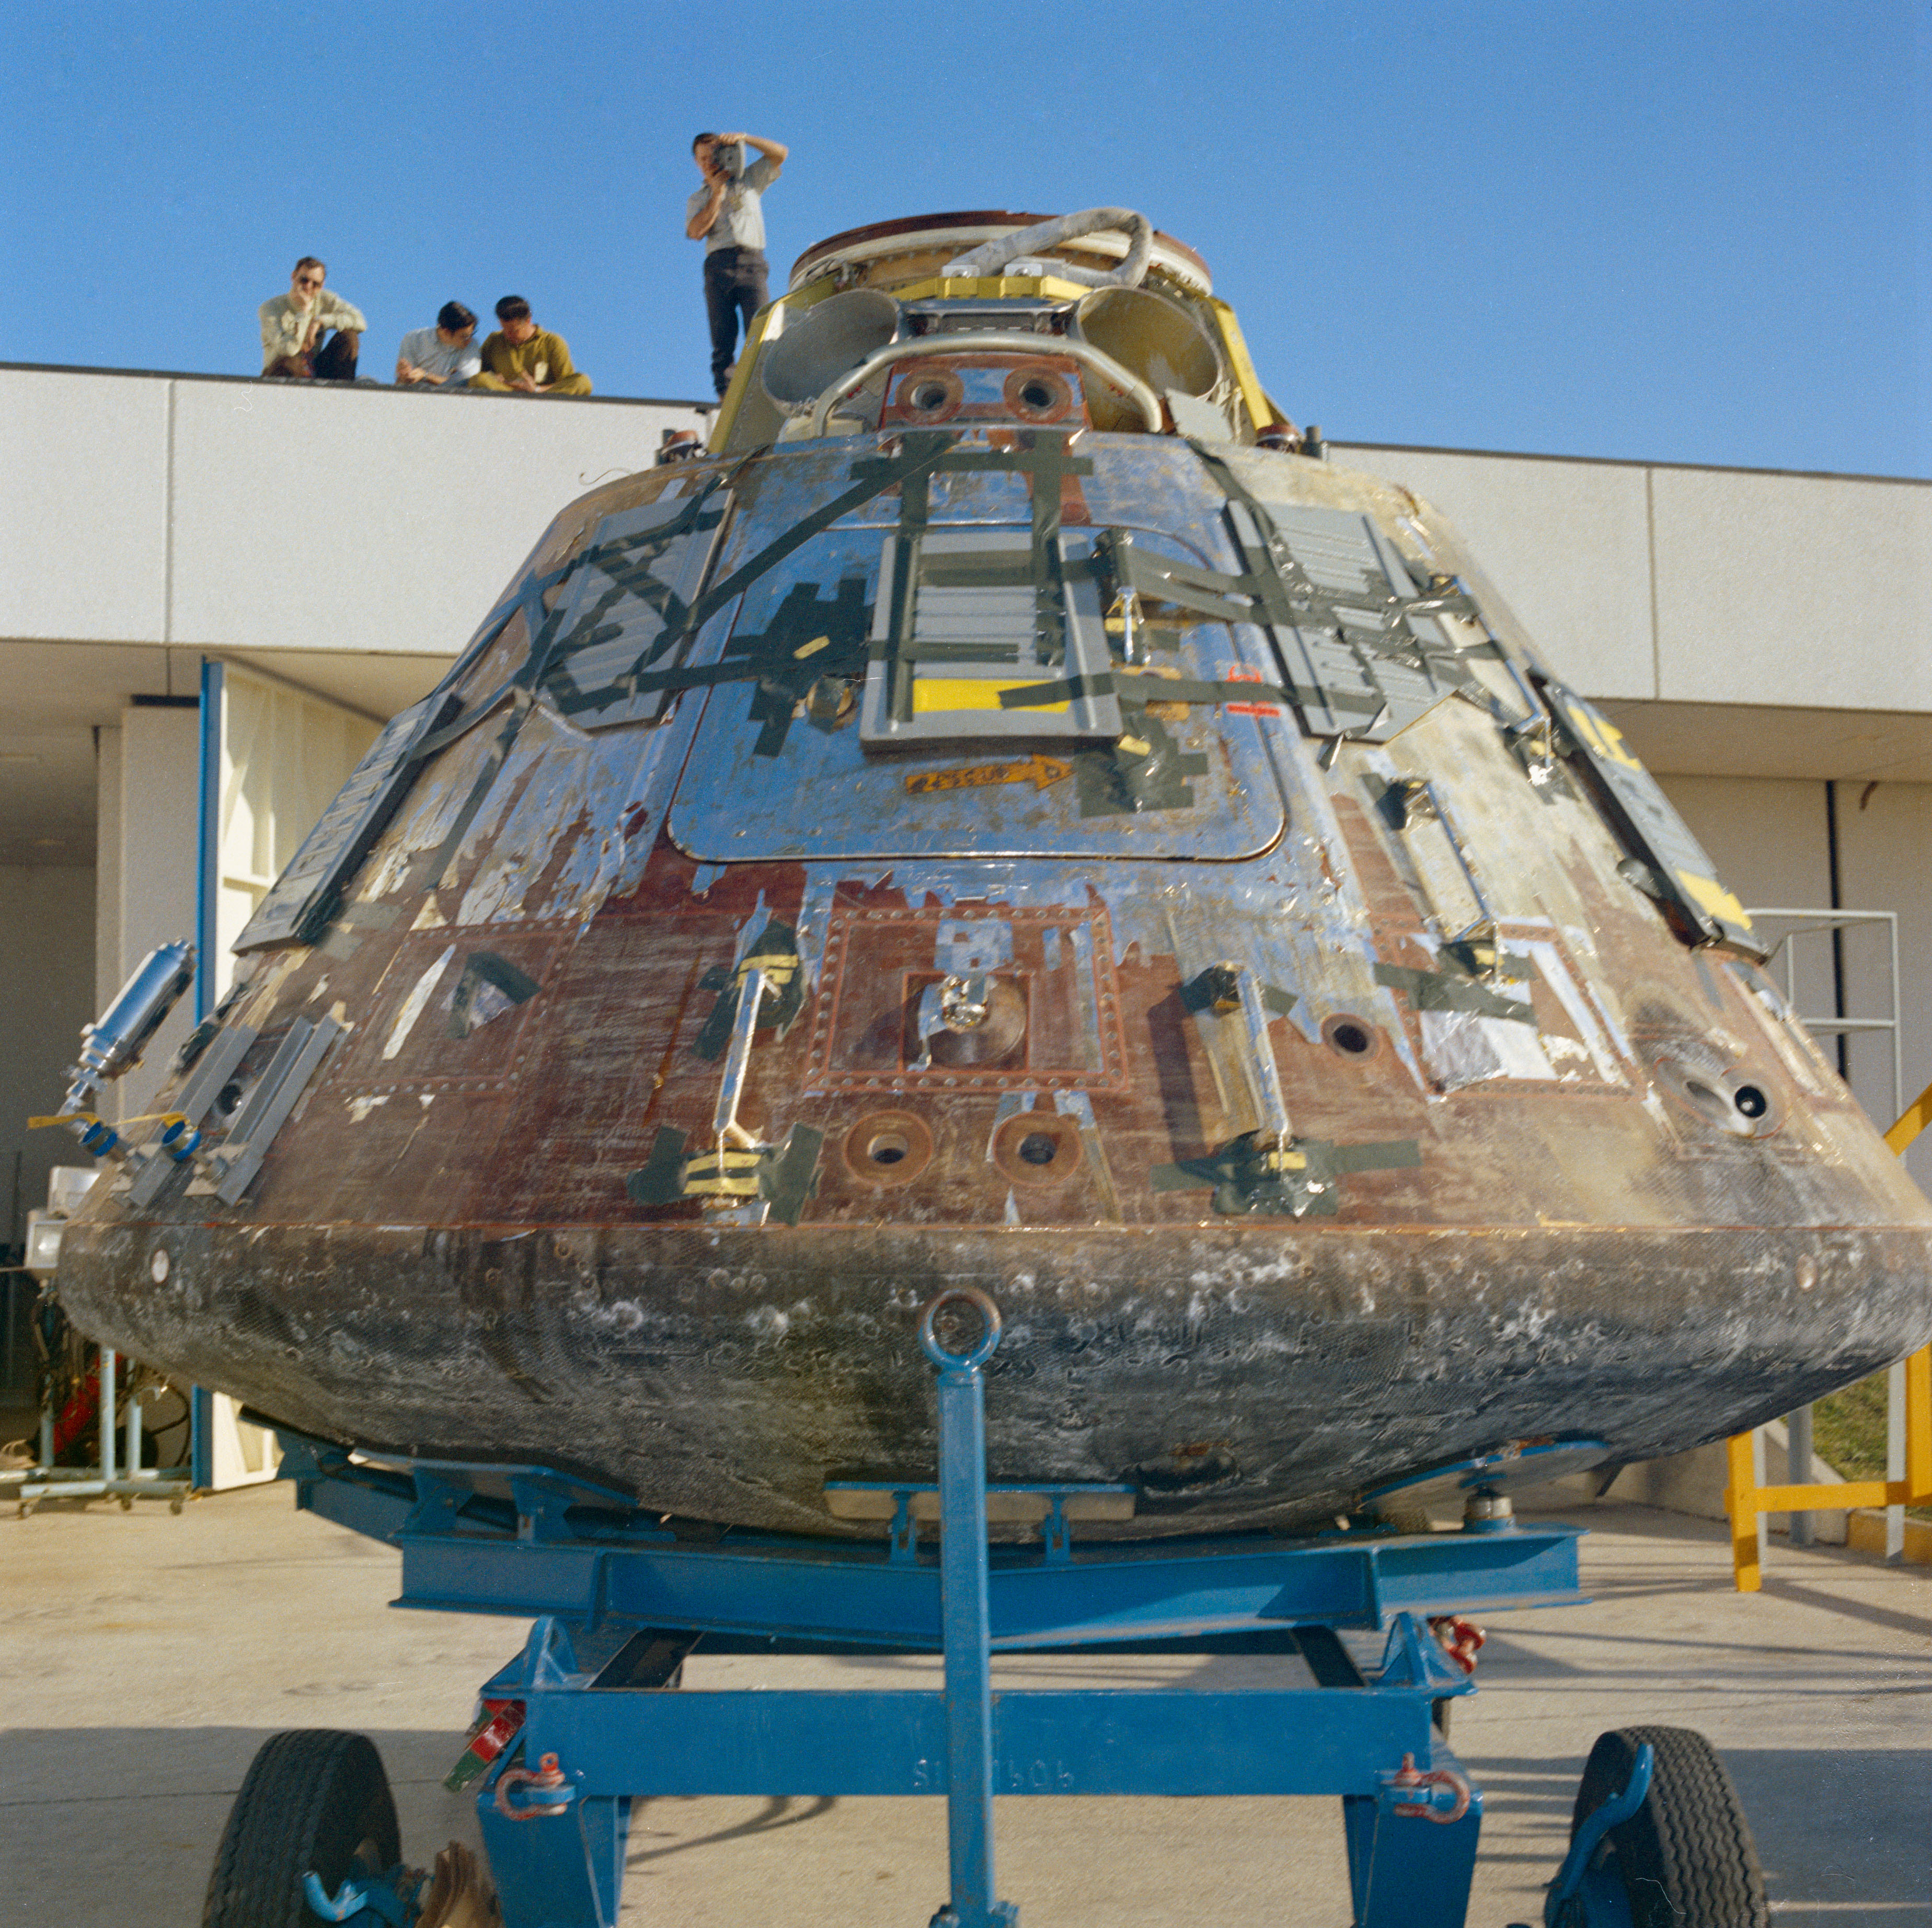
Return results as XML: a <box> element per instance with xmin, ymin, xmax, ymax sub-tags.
<box><xmin>686</xmin><ymin>130</ymin><xmax>788</xmax><ymax>399</ymax></box>
<box><xmin>260</xmin><ymin>257</ymin><xmax>366</xmax><ymax>380</ymax></box>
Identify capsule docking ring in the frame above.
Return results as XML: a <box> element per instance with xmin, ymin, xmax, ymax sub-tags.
<box><xmin>918</xmin><ymin>1286</ymin><xmax>1003</xmax><ymax>1372</ymax></box>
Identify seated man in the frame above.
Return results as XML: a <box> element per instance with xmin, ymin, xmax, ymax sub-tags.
<box><xmin>469</xmin><ymin>297</ymin><xmax>592</xmax><ymax>396</ymax></box>
<box><xmin>395</xmin><ymin>303</ymin><xmax>481</xmax><ymax>387</ymax></box>
<box><xmin>260</xmin><ymin>258</ymin><xmax>366</xmax><ymax>380</ymax></box>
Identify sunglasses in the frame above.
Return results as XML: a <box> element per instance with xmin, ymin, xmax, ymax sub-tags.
<box><xmin>296</xmin><ymin>274</ymin><xmax>324</xmax><ymax>286</ymax></box>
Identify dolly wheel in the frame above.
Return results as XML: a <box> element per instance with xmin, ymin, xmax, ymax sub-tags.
<box><xmin>202</xmin><ymin>1729</ymin><xmax>401</xmax><ymax>1927</ymax></box>
<box><xmin>1567</xmin><ymin>1726</ymin><xmax>1769</xmax><ymax>1928</ymax></box>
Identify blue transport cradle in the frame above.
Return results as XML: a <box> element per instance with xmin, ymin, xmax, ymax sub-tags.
<box><xmin>265</xmin><ymin>1290</ymin><xmax>1670</xmax><ymax>1928</ymax></box>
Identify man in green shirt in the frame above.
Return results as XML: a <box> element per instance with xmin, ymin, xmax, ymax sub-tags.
<box><xmin>469</xmin><ymin>296</ymin><xmax>592</xmax><ymax>396</ymax></box>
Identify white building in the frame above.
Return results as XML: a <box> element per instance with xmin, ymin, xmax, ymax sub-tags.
<box><xmin>4</xmin><ymin>360</ymin><xmax>1929</xmax><ymax>1260</ymax></box>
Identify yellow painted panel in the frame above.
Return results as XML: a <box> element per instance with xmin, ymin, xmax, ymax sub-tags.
<box><xmin>1205</xmin><ymin>297</ymin><xmax>1279</xmax><ymax>430</ymax></box>
<box><xmin>1884</xmin><ymin>1078</ymin><xmax>1932</xmax><ymax>1153</ymax></box>
<box><xmin>912</xmin><ymin>679</ymin><xmax>1068</xmax><ymax>716</ymax></box>
<box><xmin>1675</xmin><ymin>870</ymin><xmax>1753</xmax><ymax>930</ymax></box>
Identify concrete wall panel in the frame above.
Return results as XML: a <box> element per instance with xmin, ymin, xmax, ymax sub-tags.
<box><xmin>0</xmin><ymin>374</ymin><xmax>168</xmax><ymax>643</ymax></box>
<box><xmin>1651</xmin><ymin>468</ymin><xmax>1932</xmax><ymax>711</ymax></box>
<box><xmin>168</xmin><ymin>384</ymin><xmax>707</xmax><ymax>659</ymax></box>
<box><xmin>0</xmin><ymin>864</ymin><xmax>97</xmax><ymax>1242</ymax></box>
<box><xmin>1338</xmin><ymin>447</ymin><xmax>1656</xmax><ymax>700</ymax></box>
<box><xmin>1836</xmin><ymin>780</ymin><xmax>1932</xmax><ymax>1197</ymax></box>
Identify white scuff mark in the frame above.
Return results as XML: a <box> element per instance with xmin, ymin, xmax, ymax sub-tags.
<box><xmin>411</xmin><ymin>895</ymin><xmax>448</xmax><ymax>930</ymax></box>
<box><xmin>347</xmin><ymin>1095</ymin><xmax>390</xmax><ymax>1123</ymax></box>
<box><xmin>1420</xmin><ymin>1007</ymin><xmax>1554</xmax><ymax>1086</ymax></box>
<box><xmin>382</xmin><ymin>945</ymin><xmax>456</xmax><ymax>1060</ymax></box>
<box><xmin>1004</xmin><ymin>1191</ymin><xmax>1021</xmax><ymax>1225</ymax></box>
<box><xmin>1522</xmin><ymin>939</ymin><xmax>1625</xmax><ymax>1083</ymax></box>
<box><xmin>692</xmin><ymin>863</ymin><xmax>728</xmax><ymax>894</ymax></box>
<box><xmin>358</xmin><ymin>839</ymin><xmax>418</xmax><ymax>903</ymax></box>
<box><xmin>1544</xmin><ymin>1034</ymin><xmax>1593</xmax><ymax>1068</ymax></box>
<box><xmin>307</xmin><ymin>976</ymin><xmax>330</xmax><ymax>1003</ymax></box>
<box><xmin>419</xmin><ymin>1093</ymin><xmax>435</xmax><ymax>1107</ymax></box>
<box><xmin>745</xmin><ymin>1305</ymin><xmax>789</xmax><ymax>1338</ymax></box>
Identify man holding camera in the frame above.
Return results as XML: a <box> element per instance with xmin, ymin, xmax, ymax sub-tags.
<box><xmin>686</xmin><ymin>129</ymin><xmax>788</xmax><ymax>398</ymax></box>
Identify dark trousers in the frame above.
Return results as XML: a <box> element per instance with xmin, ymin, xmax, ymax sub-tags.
<box><xmin>703</xmin><ymin>247</ymin><xmax>767</xmax><ymax>396</ymax></box>
<box><xmin>262</xmin><ymin>329</ymin><xmax>360</xmax><ymax>382</ymax></box>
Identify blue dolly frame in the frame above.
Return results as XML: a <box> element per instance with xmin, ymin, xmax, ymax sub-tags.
<box><xmin>283</xmin><ymin>1288</ymin><xmax>1607</xmax><ymax>1928</ymax></box>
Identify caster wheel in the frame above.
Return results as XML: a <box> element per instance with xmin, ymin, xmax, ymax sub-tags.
<box><xmin>16</xmin><ymin>1502</ymin><xmax>31</xmax><ymax>1519</ymax></box>
<box><xmin>170</xmin><ymin>1496</ymin><xmax>186</xmax><ymax>1515</ymax></box>
<box><xmin>202</xmin><ymin>1730</ymin><xmax>400</xmax><ymax>1927</ymax></box>
<box><xmin>119</xmin><ymin>1495</ymin><xmax>134</xmax><ymax>1511</ymax></box>
<box><xmin>1562</xmin><ymin>1726</ymin><xmax>1768</xmax><ymax>1928</ymax></box>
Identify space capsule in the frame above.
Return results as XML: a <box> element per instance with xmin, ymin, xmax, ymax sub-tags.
<box><xmin>50</xmin><ymin>209</ymin><xmax>1932</xmax><ymax>1538</ymax></box>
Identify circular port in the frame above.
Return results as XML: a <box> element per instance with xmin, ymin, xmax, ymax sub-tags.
<box><xmin>991</xmin><ymin>1111</ymin><xmax>1083</xmax><ymax>1185</ymax></box>
<box><xmin>1322</xmin><ymin>1013</ymin><xmax>1378</xmax><ymax>1059</ymax></box>
<box><xmin>896</xmin><ymin>370</ymin><xmax>963</xmax><ymax>423</ymax></box>
<box><xmin>1003</xmin><ymin>367</ymin><xmax>1073</xmax><ymax>422</ymax></box>
<box><xmin>1655</xmin><ymin>1059</ymin><xmax>1779</xmax><ymax>1137</ymax></box>
<box><xmin>841</xmin><ymin>1110</ymin><xmax>934</xmax><ymax>1186</ymax></box>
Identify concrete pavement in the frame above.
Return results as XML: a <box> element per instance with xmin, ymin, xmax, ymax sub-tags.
<box><xmin>2</xmin><ymin>1488</ymin><xmax>1925</xmax><ymax>1927</ymax></box>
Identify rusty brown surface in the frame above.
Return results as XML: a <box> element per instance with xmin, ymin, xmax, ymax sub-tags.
<box><xmin>52</xmin><ymin>415</ymin><xmax>1932</xmax><ymax>1539</ymax></box>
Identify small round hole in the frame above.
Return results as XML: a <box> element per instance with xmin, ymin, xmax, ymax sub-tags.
<box><xmin>1017</xmin><ymin>1132</ymin><xmax>1058</xmax><ymax>1167</ymax></box>
<box><xmin>1733</xmin><ymin>1084</ymin><xmax>1769</xmax><ymax>1120</ymax></box>
<box><xmin>1322</xmin><ymin>1013</ymin><xmax>1379</xmax><ymax>1060</ymax></box>
<box><xmin>1020</xmin><ymin>380</ymin><xmax>1054</xmax><ymax>410</ymax></box>
<box><xmin>911</xmin><ymin>381</ymin><xmax>949</xmax><ymax>410</ymax></box>
<box><xmin>841</xmin><ymin>1110</ymin><xmax>934</xmax><ymax>1186</ymax></box>
<box><xmin>217</xmin><ymin>1081</ymin><xmax>243</xmax><ymax>1114</ymax></box>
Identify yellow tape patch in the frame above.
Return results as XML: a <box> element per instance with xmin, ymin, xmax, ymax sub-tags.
<box><xmin>1675</xmin><ymin>871</ymin><xmax>1753</xmax><ymax>929</ymax></box>
<box><xmin>912</xmin><ymin>679</ymin><xmax>1069</xmax><ymax>716</ymax></box>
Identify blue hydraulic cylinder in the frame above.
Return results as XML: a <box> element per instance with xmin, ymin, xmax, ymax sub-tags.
<box><xmin>921</xmin><ymin>1288</ymin><xmax>1019</xmax><ymax>1928</ymax></box>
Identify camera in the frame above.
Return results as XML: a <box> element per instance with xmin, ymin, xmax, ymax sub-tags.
<box><xmin>710</xmin><ymin>138</ymin><xmax>743</xmax><ymax>178</ymax></box>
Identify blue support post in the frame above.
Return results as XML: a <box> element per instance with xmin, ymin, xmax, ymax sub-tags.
<box><xmin>922</xmin><ymin>1288</ymin><xmax>1019</xmax><ymax>1928</ymax></box>
<box><xmin>1342</xmin><ymin>1751</ymin><xmax>1483</xmax><ymax>1928</ymax></box>
<box><xmin>476</xmin><ymin>1619</ymin><xmax>633</xmax><ymax>1928</ymax></box>
<box><xmin>190</xmin><ymin>656</ymin><xmax>223</xmax><ymax>1487</ymax></box>
<box><xmin>269</xmin><ymin>1297</ymin><xmax>1603</xmax><ymax>1928</ymax></box>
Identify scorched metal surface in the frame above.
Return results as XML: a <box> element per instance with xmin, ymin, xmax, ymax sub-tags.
<box><xmin>53</xmin><ymin>209</ymin><xmax>1932</xmax><ymax>1539</ymax></box>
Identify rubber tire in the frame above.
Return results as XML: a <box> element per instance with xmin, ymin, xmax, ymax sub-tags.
<box><xmin>1571</xmin><ymin>1726</ymin><xmax>1769</xmax><ymax>1928</ymax></box>
<box><xmin>202</xmin><ymin>1729</ymin><xmax>401</xmax><ymax>1927</ymax></box>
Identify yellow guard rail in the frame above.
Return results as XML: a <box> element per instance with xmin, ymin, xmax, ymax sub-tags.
<box><xmin>1723</xmin><ymin>1077</ymin><xmax>1932</xmax><ymax>1589</ymax></box>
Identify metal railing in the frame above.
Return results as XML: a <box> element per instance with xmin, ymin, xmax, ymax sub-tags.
<box><xmin>1721</xmin><ymin>909</ymin><xmax>1919</xmax><ymax>1585</ymax></box>
<box><xmin>1745</xmin><ymin>908</ymin><xmax>1902</xmax><ymax>1120</ymax></box>
<box><xmin>1755</xmin><ymin>910</ymin><xmax>1902</xmax><ymax>1544</ymax></box>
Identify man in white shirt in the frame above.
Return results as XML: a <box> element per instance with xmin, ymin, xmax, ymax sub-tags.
<box><xmin>395</xmin><ymin>303</ymin><xmax>482</xmax><ymax>388</ymax></box>
<box><xmin>260</xmin><ymin>258</ymin><xmax>366</xmax><ymax>380</ymax></box>
<box><xmin>685</xmin><ymin>129</ymin><xmax>788</xmax><ymax>397</ymax></box>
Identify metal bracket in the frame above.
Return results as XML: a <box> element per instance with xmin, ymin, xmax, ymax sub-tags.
<box><xmin>202</xmin><ymin>1015</ymin><xmax>341</xmax><ymax>1204</ymax></box>
<box><xmin>126</xmin><ymin>1021</ymin><xmax>258</xmax><ymax>1208</ymax></box>
<box><xmin>1543</xmin><ymin>1744</ymin><xmax>1654</xmax><ymax>1927</ymax></box>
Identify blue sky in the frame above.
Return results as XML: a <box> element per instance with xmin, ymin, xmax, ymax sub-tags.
<box><xmin>3</xmin><ymin>0</ymin><xmax>1926</xmax><ymax>476</ymax></box>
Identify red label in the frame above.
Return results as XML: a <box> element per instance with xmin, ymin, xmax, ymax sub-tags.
<box><xmin>1221</xmin><ymin>665</ymin><xmax>1280</xmax><ymax>718</ymax></box>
